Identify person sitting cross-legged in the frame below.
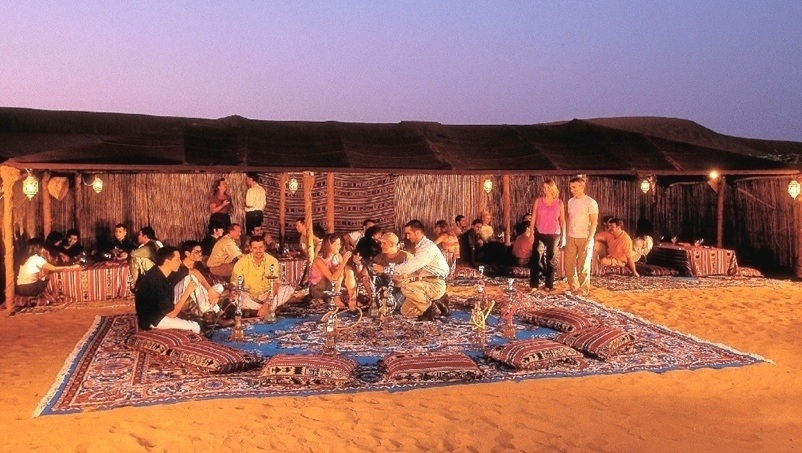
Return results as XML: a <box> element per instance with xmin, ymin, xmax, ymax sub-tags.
<box><xmin>135</xmin><ymin>246</ymin><xmax>202</xmax><ymax>334</ymax></box>
<box><xmin>231</xmin><ymin>235</ymin><xmax>295</xmax><ymax>317</ymax></box>
<box><xmin>207</xmin><ymin>223</ymin><xmax>243</xmax><ymax>278</ymax></box>
<box><xmin>599</xmin><ymin>218</ymin><xmax>640</xmax><ymax>277</ymax></box>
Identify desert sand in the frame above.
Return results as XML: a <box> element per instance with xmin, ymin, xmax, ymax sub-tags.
<box><xmin>1</xmin><ymin>280</ymin><xmax>800</xmax><ymax>452</ymax></box>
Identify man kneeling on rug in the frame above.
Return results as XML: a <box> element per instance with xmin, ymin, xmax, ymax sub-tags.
<box><xmin>135</xmin><ymin>246</ymin><xmax>202</xmax><ymax>334</ymax></box>
<box><xmin>231</xmin><ymin>235</ymin><xmax>295</xmax><ymax>317</ymax></box>
<box><xmin>374</xmin><ymin>220</ymin><xmax>449</xmax><ymax>321</ymax></box>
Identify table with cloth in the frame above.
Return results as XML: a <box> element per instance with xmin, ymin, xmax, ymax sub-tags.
<box><xmin>647</xmin><ymin>243</ymin><xmax>739</xmax><ymax>277</ymax></box>
<box><xmin>46</xmin><ymin>261</ymin><xmax>133</xmax><ymax>302</ymax></box>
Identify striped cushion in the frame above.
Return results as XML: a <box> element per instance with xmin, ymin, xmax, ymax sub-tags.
<box><xmin>519</xmin><ymin>308</ymin><xmax>600</xmax><ymax>332</ymax></box>
<box><xmin>738</xmin><ymin>267</ymin><xmax>763</xmax><ymax>278</ymax></box>
<box><xmin>555</xmin><ymin>327</ymin><xmax>636</xmax><ymax>360</ymax></box>
<box><xmin>382</xmin><ymin>351</ymin><xmax>483</xmax><ymax>382</ymax></box>
<box><xmin>636</xmin><ymin>263</ymin><xmax>679</xmax><ymax>277</ymax></box>
<box><xmin>167</xmin><ymin>342</ymin><xmax>261</xmax><ymax>373</ymax></box>
<box><xmin>260</xmin><ymin>354</ymin><xmax>358</xmax><ymax>385</ymax></box>
<box><xmin>485</xmin><ymin>339</ymin><xmax>583</xmax><ymax>370</ymax></box>
<box><xmin>451</xmin><ymin>266</ymin><xmax>484</xmax><ymax>280</ymax></box>
<box><xmin>601</xmin><ymin>265</ymin><xmax>632</xmax><ymax>276</ymax></box>
<box><xmin>126</xmin><ymin>329</ymin><xmax>206</xmax><ymax>355</ymax></box>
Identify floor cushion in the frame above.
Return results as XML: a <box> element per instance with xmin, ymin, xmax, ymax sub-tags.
<box><xmin>636</xmin><ymin>263</ymin><xmax>680</xmax><ymax>277</ymax></box>
<box><xmin>485</xmin><ymin>338</ymin><xmax>583</xmax><ymax>370</ymax></box>
<box><xmin>555</xmin><ymin>326</ymin><xmax>636</xmax><ymax>360</ymax></box>
<box><xmin>260</xmin><ymin>354</ymin><xmax>359</xmax><ymax>385</ymax></box>
<box><xmin>519</xmin><ymin>308</ymin><xmax>600</xmax><ymax>332</ymax></box>
<box><xmin>381</xmin><ymin>351</ymin><xmax>483</xmax><ymax>382</ymax></box>
<box><xmin>168</xmin><ymin>342</ymin><xmax>261</xmax><ymax>373</ymax></box>
<box><xmin>738</xmin><ymin>267</ymin><xmax>764</xmax><ymax>278</ymax></box>
<box><xmin>126</xmin><ymin>329</ymin><xmax>207</xmax><ymax>355</ymax></box>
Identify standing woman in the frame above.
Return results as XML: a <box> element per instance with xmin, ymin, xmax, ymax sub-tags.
<box><xmin>208</xmin><ymin>178</ymin><xmax>232</xmax><ymax>232</ymax></box>
<box><xmin>16</xmin><ymin>238</ymin><xmax>79</xmax><ymax>298</ymax></box>
<box><xmin>529</xmin><ymin>179</ymin><xmax>566</xmax><ymax>292</ymax></box>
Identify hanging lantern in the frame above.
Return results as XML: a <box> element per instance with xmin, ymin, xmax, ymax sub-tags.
<box><xmin>709</xmin><ymin>170</ymin><xmax>719</xmax><ymax>180</ymax></box>
<box><xmin>22</xmin><ymin>173</ymin><xmax>39</xmax><ymax>199</ymax></box>
<box><xmin>482</xmin><ymin>178</ymin><xmax>493</xmax><ymax>193</ymax></box>
<box><xmin>91</xmin><ymin>176</ymin><xmax>103</xmax><ymax>194</ymax></box>
<box><xmin>640</xmin><ymin>179</ymin><xmax>651</xmax><ymax>194</ymax></box>
<box><xmin>288</xmin><ymin>177</ymin><xmax>299</xmax><ymax>195</ymax></box>
<box><xmin>788</xmin><ymin>179</ymin><xmax>801</xmax><ymax>199</ymax></box>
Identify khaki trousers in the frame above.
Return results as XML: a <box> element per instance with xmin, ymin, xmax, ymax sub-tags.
<box><xmin>565</xmin><ymin>237</ymin><xmax>593</xmax><ymax>292</ymax></box>
<box><xmin>399</xmin><ymin>279</ymin><xmax>446</xmax><ymax>317</ymax></box>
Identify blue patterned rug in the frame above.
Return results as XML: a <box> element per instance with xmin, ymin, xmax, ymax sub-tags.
<box><xmin>35</xmin><ymin>292</ymin><xmax>769</xmax><ymax>417</ymax></box>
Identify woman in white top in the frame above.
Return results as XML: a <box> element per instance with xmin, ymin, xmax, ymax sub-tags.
<box><xmin>17</xmin><ymin>238</ymin><xmax>79</xmax><ymax>297</ymax></box>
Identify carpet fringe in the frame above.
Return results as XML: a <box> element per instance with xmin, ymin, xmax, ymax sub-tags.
<box><xmin>32</xmin><ymin>315</ymin><xmax>104</xmax><ymax>418</ymax></box>
<box><xmin>571</xmin><ymin>294</ymin><xmax>776</xmax><ymax>365</ymax></box>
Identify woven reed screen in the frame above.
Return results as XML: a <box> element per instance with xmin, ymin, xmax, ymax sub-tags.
<box><xmin>2</xmin><ymin>173</ymin><xmax>799</xmax><ymax>272</ymax></box>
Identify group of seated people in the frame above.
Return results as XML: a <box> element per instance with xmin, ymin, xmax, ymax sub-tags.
<box><xmin>133</xmin><ymin>217</ymin><xmax>454</xmax><ymax>335</ymax></box>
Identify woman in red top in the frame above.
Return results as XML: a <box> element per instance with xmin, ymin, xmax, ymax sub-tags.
<box><xmin>208</xmin><ymin>178</ymin><xmax>232</xmax><ymax>232</ymax></box>
<box><xmin>529</xmin><ymin>179</ymin><xmax>566</xmax><ymax>292</ymax></box>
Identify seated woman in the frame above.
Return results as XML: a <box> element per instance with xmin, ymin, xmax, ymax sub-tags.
<box><xmin>433</xmin><ymin>219</ymin><xmax>460</xmax><ymax>262</ymax></box>
<box><xmin>354</xmin><ymin>225</ymin><xmax>383</xmax><ymax>263</ymax></box>
<box><xmin>343</xmin><ymin>252</ymin><xmax>372</xmax><ymax>311</ymax></box>
<box><xmin>16</xmin><ymin>238</ymin><xmax>80</xmax><ymax>298</ymax></box>
<box><xmin>43</xmin><ymin>231</ymin><xmax>64</xmax><ymax>264</ymax></box>
<box><xmin>309</xmin><ymin>234</ymin><xmax>352</xmax><ymax>307</ymax></box>
<box><xmin>58</xmin><ymin>229</ymin><xmax>85</xmax><ymax>264</ymax></box>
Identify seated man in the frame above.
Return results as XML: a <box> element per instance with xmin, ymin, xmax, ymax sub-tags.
<box><xmin>511</xmin><ymin>221</ymin><xmax>534</xmax><ymax>267</ymax></box>
<box><xmin>135</xmin><ymin>246</ymin><xmax>201</xmax><ymax>334</ymax></box>
<box><xmin>200</xmin><ymin>225</ymin><xmax>225</xmax><ymax>257</ymax></box>
<box><xmin>458</xmin><ymin>219</ymin><xmax>484</xmax><ymax>267</ymax></box>
<box><xmin>342</xmin><ymin>218</ymin><xmax>376</xmax><ymax>252</ymax></box>
<box><xmin>207</xmin><ymin>223</ymin><xmax>243</xmax><ymax>278</ymax></box>
<box><xmin>231</xmin><ymin>236</ymin><xmax>294</xmax><ymax>317</ymax></box>
<box><xmin>170</xmin><ymin>241</ymin><xmax>225</xmax><ymax>317</ymax></box>
<box><xmin>130</xmin><ymin>226</ymin><xmax>160</xmax><ymax>288</ymax></box>
<box><xmin>374</xmin><ymin>220</ymin><xmax>449</xmax><ymax>321</ymax></box>
<box><xmin>57</xmin><ymin>229</ymin><xmax>85</xmax><ymax>264</ymax></box>
<box><xmin>100</xmin><ymin>223</ymin><xmax>136</xmax><ymax>261</ymax></box>
<box><xmin>600</xmin><ymin>218</ymin><xmax>640</xmax><ymax>277</ymax></box>
<box><xmin>593</xmin><ymin>216</ymin><xmax>615</xmax><ymax>262</ymax></box>
<box><xmin>368</xmin><ymin>232</ymin><xmax>412</xmax><ymax>305</ymax></box>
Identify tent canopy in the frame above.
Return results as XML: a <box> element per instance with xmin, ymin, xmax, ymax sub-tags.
<box><xmin>2</xmin><ymin>107</ymin><xmax>800</xmax><ymax>176</ymax></box>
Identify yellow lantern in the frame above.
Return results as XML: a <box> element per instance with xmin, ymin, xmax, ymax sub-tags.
<box><xmin>482</xmin><ymin>178</ymin><xmax>493</xmax><ymax>193</ymax></box>
<box><xmin>22</xmin><ymin>173</ymin><xmax>39</xmax><ymax>199</ymax></box>
<box><xmin>288</xmin><ymin>178</ymin><xmax>299</xmax><ymax>195</ymax></box>
<box><xmin>91</xmin><ymin>176</ymin><xmax>103</xmax><ymax>194</ymax></box>
<box><xmin>788</xmin><ymin>179</ymin><xmax>801</xmax><ymax>199</ymax></box>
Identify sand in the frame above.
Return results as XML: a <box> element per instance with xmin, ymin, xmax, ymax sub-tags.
<box><xmin>1</xmin><ymin>281</ymin><xmax>800</xmax><ymax>452</ymax></box>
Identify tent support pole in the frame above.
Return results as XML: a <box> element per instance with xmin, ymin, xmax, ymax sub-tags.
<box><xmin>716</xmin><ymin>176</ymin><xmax>726</xmax><ymax>248</ymax></box>
<box><xmin>42</xmin><ymin>171</ymin><xmax>51</xmax><ymax>238</ymax></box>
<box><xmin>502</xmin><ymin>175</ymin><xmax>511</xmax><ymax>245</ymax></box>
<box><xmin>1</xmin><ymin>166</ymin><xmax>21</xmax><ymax>313</ymax></box>
<box><xmin>278</xmin><ymin>173</ymin><xmax>287</xmax><ymax>245</ymax></box>
<box><xmin>326</xmin><ymin>173</ymin><xmax>335</xmax><ymax>234</ymax></box>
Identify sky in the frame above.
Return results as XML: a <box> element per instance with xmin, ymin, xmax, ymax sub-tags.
<box><xmin>2</xmin><ymin>1</ymin><xmax>801</xmax><ymax>141</ymax></box>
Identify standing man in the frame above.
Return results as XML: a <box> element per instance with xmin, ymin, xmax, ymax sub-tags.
<box><xmin>564</xmin><ymin>176</ymin><xmax>599</xmax><ymax>296</ymax></box>
<box><xmin>244</xmin><ymin>172</ymin><xmax>266</xmax><ymax>236</ymax></box>
<box><xmin>135</xmin><ymin>246</ymin><xmax>201</xmax><ymax>334</ymax></box>
<box><xmin>375</xmin><ymin>220</ymin><xmax>449</xmax><ymax>321</ymax></box>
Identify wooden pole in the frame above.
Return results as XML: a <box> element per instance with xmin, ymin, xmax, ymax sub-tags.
<box><xmin>74</xmin><ymin>173</ymin><xmax>83</xmax><ymax>229</ymax></box>
<box><xmin>716</xmin><ymin>176</ymin><xmax>726</xmax><ymax>248</ymax></box>
<box><xmin>326</xmin><ymin>172</ymin><xmax>335</xmax><ymax>234</ymax></box>
<box><xmin>502</xmin><ymin>174</ymin><xmax>511</xmax><ymax>245</ymax></box>
<box><xmin>42</xmin><ymin>171</ymin><xmax>52</xmax><ymax>238</ymax></box>
<box><xmin>278</xmin><ymin>173</ymin><xmax>287</xmax><ymax>242</ymax></box>
<box><xmin>303</xmin><ymin>172</ymin><xmax>316</xmax><ymax>258</ymax></box>
<box><xmin>1</xmin><ymin>166</ymin><xmax>21</xmax><ymax>313</ymax></box>
<box><xmin>478</xmin><ymin>175</ymin><xmax>487</xmax><ymax>216</ymax></box>
<box><xmin>795</xmin><ymin>196</ymin><xmax>802</xmax><ymax>279</ymax></box>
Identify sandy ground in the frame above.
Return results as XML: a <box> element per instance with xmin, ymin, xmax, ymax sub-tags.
<box><xmin>1</xmin><ymin>280</ymin><xmax>800</xmax><ymax>453</ymax></box>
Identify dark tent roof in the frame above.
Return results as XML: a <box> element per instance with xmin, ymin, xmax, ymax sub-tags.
<box><xmin>2</xmin><ymin>107</ymin><xmax>800</xmax><ymax>176</ymax></box>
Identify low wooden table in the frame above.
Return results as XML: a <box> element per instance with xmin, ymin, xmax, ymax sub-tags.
<box><xmin>47</xmin><ymin>261</ymin><xmax>132</xmax><ymax>302</ymax></box>
<box><xmin>648</xmin><ymin>244</ymin><xmax>739</xmax><ymax>277</ymax></box>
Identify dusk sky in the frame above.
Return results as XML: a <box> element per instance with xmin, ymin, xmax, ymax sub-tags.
<box><xmin>3</xmin><ymin>1</ymin><xmax>801</xmax><ymax>141</ymax></box>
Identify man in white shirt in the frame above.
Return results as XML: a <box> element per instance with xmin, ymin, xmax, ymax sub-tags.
<box><xmin>564</xmin><ymin>176</ymin><xmax>599</xmax><ymax>296</ymax></box>
<box><xmin>244</xmin><ymin>172</ymin><xmax>266</xmax><ymax>236</ymax></box>
<box><xmin>374</xmin><ymin>220</ymin><xmax>449</xmax><ymax>321</ymax></box>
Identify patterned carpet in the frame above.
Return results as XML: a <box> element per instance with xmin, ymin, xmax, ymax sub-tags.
<box><xmin>593</xmin><ymin>275</ymin><xmax>790</xmax><ymax>292</ymax></box>
<box><xmin>35</xmin><ymin>291</ymin><xmax>769</xmax><ymax>417</ymax></box>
